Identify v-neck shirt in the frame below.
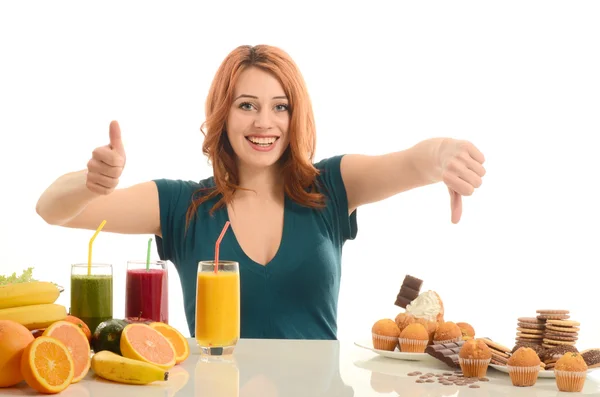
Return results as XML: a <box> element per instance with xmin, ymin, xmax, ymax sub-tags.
<box><xmin>153</xmin><ymin>155</ymin><xmax>358</xmax><ymax>340</ymax></box>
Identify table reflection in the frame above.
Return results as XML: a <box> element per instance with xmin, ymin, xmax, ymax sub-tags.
<box><xmin>192</xmin><ymin>340</ymin><xmax>354</xmax><ymax>396</ymax></box>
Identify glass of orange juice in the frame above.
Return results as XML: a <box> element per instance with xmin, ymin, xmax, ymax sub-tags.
<box><xmin>195</xmin><ymin>260</ymin><xmax>240</xmax><ymax>356</ymax></box>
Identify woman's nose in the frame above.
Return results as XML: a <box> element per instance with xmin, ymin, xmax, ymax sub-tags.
<box><xmin>253</xmin><ymin>110</ymin><xmax>273</xmax><ymax>129</ymax></box>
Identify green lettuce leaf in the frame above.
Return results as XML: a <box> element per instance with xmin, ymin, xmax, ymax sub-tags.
<box><xmin>0</xmin><ymin>267</ymin><xmax>37</xmax><ymax>286</ymax></box>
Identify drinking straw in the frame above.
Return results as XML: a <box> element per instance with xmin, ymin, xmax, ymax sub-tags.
<box><xmin>214</xmin><ymin>221</ymin><xmax>230</xmax><ymax>274</ymax></box>
<box><xmin>88</xmin><ymin>220</ymin><xmax>107</xmax><ymax>276</ymax></box>
<box><xmin>146</xmin><ymin>238</ymin><xmax>152</xmax><ymax>271</ymax></box>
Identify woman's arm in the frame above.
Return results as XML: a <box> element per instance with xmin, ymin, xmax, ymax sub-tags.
<box><xmin>340</xmin><ymin>138</ymin><xmax>486</xmax><ymax>223</ymax></box>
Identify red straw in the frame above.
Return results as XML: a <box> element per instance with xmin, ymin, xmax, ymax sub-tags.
<box><xmin>214</xmin><ymin>221</ymin><xmax>231</xmax><ymax>273</ymax></box>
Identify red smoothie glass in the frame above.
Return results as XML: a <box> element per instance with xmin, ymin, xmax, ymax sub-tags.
<box><xmin>125</xmin><ymin>260</ymin><xmax>168</xmax><ymax>323</ymax></box>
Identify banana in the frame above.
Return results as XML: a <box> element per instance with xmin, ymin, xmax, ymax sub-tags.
<box><xmin>0</xmin><ymin>303</ymin><xmax>67</xmax><ymax>330</ymax></box>
<box><xmin>0</xmin><ymin>281</ymin><xmax>60</xmax><ymax>310</ymax></box>
<box><xmin>91</xmin><ymin>350</ymin><xmax>169</xmax><ymax>385</ymax></box>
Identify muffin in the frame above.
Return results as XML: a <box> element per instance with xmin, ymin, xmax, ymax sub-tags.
<box><xmin>507</xmin><ymin>347</ymin><xmax>541</xmax><ymax>386</ymax></box>
<box><xmin>405</xmin><ymin>290</ymin><xmax>444</xmax><ymax>322</ymax></box>
<box><xmin>456</xmin><ymin>322</ymin><xmax>475</xmax><ymax>340</ymax></box>
<box><xmin>433</xmin><ymin>321</ymin><xmax>462</xmax><ymax>344</ymax></box>
<box><xmin>394</xmin><ymin>312</ymin><xmax>415</xmax><ymax>333</ymax></box>
<box><xmin>554</xmin><ymin>352</ymin><xmax>588</xmax><ymax>392</ymax></box>
<box><xmin>372</xmin><ymin>319</ymin><xmax>400</xmax><ymax>351</ymax></box>
<box><xmin>414</xmin><ymin>317</ymin><xmax>438</xmax><ymax>345</ymax></box>
<box><xmin>399</xmin><ymin>323</ymin><xmax>429</xmax><ymax>353</ymax></box>
<box><xmin>458</xmin><ymin>339</ymin><xmax>492</xmax><ymax>377</ymax></box>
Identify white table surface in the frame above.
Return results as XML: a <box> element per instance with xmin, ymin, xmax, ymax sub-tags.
<box><xmin>4</xmin><ymin>338</ymin><xmax>600</xmax><ymax>396</ymax></box>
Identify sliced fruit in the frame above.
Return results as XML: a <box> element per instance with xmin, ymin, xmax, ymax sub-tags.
<box><xmin>43</xmin><ymin>321</ymin><xmax>91</xmax><ymax>383</ymax></box>
<box><xmin>149</xmin><ymin>322</ymin><xmax>190</xmax><ymax>364</ymax></box>
<box><xmin>91</xmin><ymin>319</ymin><xmax>128</xmax><ymax>354</ymax></box>
<box><xmin>0</xmin><ymin>320</ymin><xmax>35</xmax><ymax>387</ymax></box>
<box><xmin>91</xmin><ymin>350</ymin><xmax>169</xmax><ymax>385</ymax></box>
<box><xmin>0</xmin><ymin>303</ymin><xmax>67</xmax><ymax>330</ymax></box>
<box><xmin>64</xmin><ymin>315</ymin><xmax>92</xmax><ymax>343</ymax></box>
<box><xmin>20</xmin><ymin>336</ymin><xmax>74</xmax><ymax>394</ymax></box>
<box><xmin>120</xmin><ymin>323</ymin><xmax>176</xmax><ymax>370</ymax></box>
<box><xmin>0</xmin><ymin>281</ymin><xmax>60</xmax><ymax>310</ymax></box>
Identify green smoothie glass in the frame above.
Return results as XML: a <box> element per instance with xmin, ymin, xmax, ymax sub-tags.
<box><xmin>70</xmin><ymin>263</ymin><xmax>113</xmax><ymax>334</ymax></box>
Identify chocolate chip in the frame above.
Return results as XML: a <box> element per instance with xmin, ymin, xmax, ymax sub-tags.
<box><xmin>416</xmin><ymin>379</ymin><xmax>425</xmax><ymax>383</ymax></box>
<box><xmin>408</xmin><ymin>372</ymin><xmax>418</xmax><ymax>376</ymax></box>
<box><xmin>442</xmin><ymin>382</ymin><xmax>453</xmax><ymax>386</ymax></box>
<box><xmin>425</xmin><ymin>379</ymin><xmax>435</xmax><ymax>383</ymax></box>
<box><xmin>479</xmin><ymin>377</ymin><xmax>489</xmax><ymax>381</ymax></box>
<box><xmin>443</xmin><ymin>372</ymin><xmax>453</xmax><ymax>376</ymax></box>
<box><xmin>469</xmin><ymin>384</ymin><xmax>480</xmax><ymax>388</ymax></box>
<box><xmin>413</xmin><ymin>371</ymin><xmax>422</xmax><ymax>375</ymax></box>
<box><xmin>447</xmin><ymin>376</ymin><xmax>457</xmax><ymax>380</ymax></box>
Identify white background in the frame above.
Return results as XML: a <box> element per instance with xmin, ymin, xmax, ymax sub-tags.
<box><xmin>1</xmin><ymin>0</ymin><xmax>599</xmax><ymax>354</ymax></box>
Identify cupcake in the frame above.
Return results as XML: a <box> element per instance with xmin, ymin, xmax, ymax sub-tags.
<box><xmin>394</xmin><ymin>312</ymin><xmax>415</xmax><ymax>333</ymax></box>
<box><xmin>507</xmin><ymin>347</ymin><xmax>541</xmax><ymax>386</ymax></box>
<box><xmin>554</xmin><ymin>352</ymin><xmax>588</xmax><ymax>392</ymax></box>
<box><xmin>414</xmin><ymin>317</ymin><xmax>438</xmax><ymax>345</ymax></box>
<box><xmin>372</xmin><ymin>319</ymin><xmax>400</xmax><ymax>351</ymax></box>
<box><xmin>456</xmin><ymin>322</ymin><xmax>475</xmax><ymax>340</ymax></box>
<box><xmin>433</xmin><ymin>321</ymin><xmax>462</xmax><ymax>344</ymax></box>
<box><xmin>399</xmin><ymin>323</ymin><xmax>429</xmax><ymax>353</ymax></box>
<box><xmin>458</xmin><ymin>339</ymin><xmax>492</xmax><ymax>378</ymax></box>
<box><xmin>405</xmin><ymin>290</ymin><xmax>444</xmax><ymax>322</ymax></box>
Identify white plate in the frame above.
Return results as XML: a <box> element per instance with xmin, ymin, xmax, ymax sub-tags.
<box><xmin>354</xmin><ymin>340</ymin><xmax>430</xmax><ymax>361</ymax></box>
<box><xmin>490</xmin><ymin>363</ymin><xmax>596</xmax><ymax>379</ymax></box>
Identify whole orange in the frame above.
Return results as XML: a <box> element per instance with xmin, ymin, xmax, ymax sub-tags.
<box><xmin>0</xmin><ymin>320</ymin><xmax>35</xmax><ymax>387</ymax></box>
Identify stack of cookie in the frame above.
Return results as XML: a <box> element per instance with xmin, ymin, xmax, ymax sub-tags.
<box><xmin>481</xmin><ymin>338</ymin><xmax>512</xmax><ymax>366</ymax></box>
<box><xmin>534</xmin><ymin>310</ymin><xmax>579</xmax><ymax>349</ymax></box>
<box><xmin>543</xmin><ymin>319</ymin><xmax>580</xmax><ymax>350</ymax></box>
<box><xmin>515</xmin><ymin>317</ymin><xmax>546</xmax><ymax>348</ymax></box>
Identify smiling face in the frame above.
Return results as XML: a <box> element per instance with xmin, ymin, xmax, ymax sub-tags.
<box><xmin>226</xmin><ymin>66</ymin><xmax>291</xmax><ymax>171</ymax></box>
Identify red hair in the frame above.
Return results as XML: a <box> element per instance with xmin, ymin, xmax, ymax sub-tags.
<box><xmin>186</xmin><ymin>45</ymin><xmax>325</xmax><ymax>225</ymax></box>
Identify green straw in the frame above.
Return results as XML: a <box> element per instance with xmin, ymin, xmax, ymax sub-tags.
<box><xmin>146</xmin><ymin>238</ymin><xmax>152</xmax><ymax>271</ymax></box>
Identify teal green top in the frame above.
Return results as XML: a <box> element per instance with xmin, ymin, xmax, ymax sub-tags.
<box><xmin>153</xmin><ymin>155</ymin><xmax>358</xmax><ymax>340</ymax></box>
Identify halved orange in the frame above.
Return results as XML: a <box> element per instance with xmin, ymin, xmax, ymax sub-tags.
<box><xmin>20</xmin><ymin>336</ymin><xmax>74</xmax><ymax>394</ymax></box>
<box><xmin>120</xmin><ymin>323</ymin><xmax>176</xmax><ymax>370</ymax></box>
<box><xmin>149</xmin><ymin>322</ymin><xmax>190</xmax><ymax>364</ymax></box>
<box><xmin>43</xmin><ymin>320</ymin><xmax>91</xmax><ymax>383</ymax></box>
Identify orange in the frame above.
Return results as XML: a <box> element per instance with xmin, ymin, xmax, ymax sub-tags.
<box><xmin>64</xmin><ymin>315</ymin><xmax>92</xmax><ymax>343</ymax></box>
<box><xmin>43</xmin><ymin>321</ymin><xmax>91</xmax><ymax>383</ymax></box>
<box><xmin>149</xmin><ymin>322</ymin><xmax>190</xmax><ymax>364</ymax></box>
<box><xmin>20</xmin><ymin>336</ymin><xmax>74</xmax><ymax>394</ymax></box>
<box><xmin>120</xmin><ymin>323</ymin><xmax>176</xmax><ymax>370</ymax></box>
<box><xmin>0</xmin><ymin>320</ymin><xmax>35</xmax><ymax>387</ymax></box>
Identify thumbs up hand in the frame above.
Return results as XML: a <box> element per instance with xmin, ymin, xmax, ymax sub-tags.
<box><xmin>438</xmin><ymin>139</ymin><xmax>486</xmax><ymax>224</ymax></box>
<box><xmin>86</xmin><ymin>120</ymin><xmax>127</xmax><ymax>195</ymax></box>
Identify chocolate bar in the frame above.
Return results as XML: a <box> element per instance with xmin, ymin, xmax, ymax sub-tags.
<box><xmin>425</xmin><ymin>340</ymin><xmax>465</xmax><ymax>369</ymax></box>
<box><xmin>394</xmin><ymin>275</ymin><xmax>423</xmax><ymax>308</ymax></box>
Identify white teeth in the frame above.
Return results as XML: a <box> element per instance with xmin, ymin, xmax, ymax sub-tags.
<box><xmin>247</xmin><ymin>136</ymin><xmax>277</xmax><ymax>145</ymax></box>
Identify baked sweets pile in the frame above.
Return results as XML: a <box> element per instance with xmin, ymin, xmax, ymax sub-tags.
<box><xmin>370</xmin><ymin>280</ymin><xmax>600</xmax><ymax>392</ymax></box>
<box><xmin>372</xmin><ymin>275</ymin><xmax>476</xmax><ymax>354</ymax></box>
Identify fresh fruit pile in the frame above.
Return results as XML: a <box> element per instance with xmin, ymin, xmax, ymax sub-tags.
<box><xmin>0</xmin><ymin>280</ymin><xmax>191</xmax><ymax>394</ymax></box>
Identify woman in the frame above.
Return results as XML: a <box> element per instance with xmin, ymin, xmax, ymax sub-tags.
<box><xmin>36</xmin><ymin>44</ymin><xmax>486</xmax><ymax>340</ymax></box>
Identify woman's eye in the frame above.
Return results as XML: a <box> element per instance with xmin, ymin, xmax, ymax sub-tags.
<box><xmin>239</xmin><ymin>102</ymin><xmax>254</xmax><ymax>110</ymax></box>
<box><xmin>275</xmin><ymin>104</ymin><xmax>289</xmax><ymax>111</ymax></box>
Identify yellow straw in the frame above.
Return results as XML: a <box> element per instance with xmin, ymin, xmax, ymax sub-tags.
<box><xmin>88</xmin><ymin>220</ymin><xmax>107</xmax><ymax>275</ymax></box>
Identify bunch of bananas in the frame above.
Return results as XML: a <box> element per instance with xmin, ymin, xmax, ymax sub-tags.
<box><xmin>0</xmin><ymin>281</ymin><xmax>67</xmax><ymax>329</ymax></box>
